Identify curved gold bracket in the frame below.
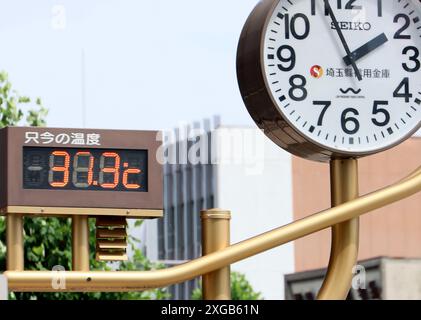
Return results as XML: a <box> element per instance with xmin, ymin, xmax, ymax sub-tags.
<box><xmin>4</xmin><ymin>165</ymin><xmax>420</xmax><ymax>293</ymax></box>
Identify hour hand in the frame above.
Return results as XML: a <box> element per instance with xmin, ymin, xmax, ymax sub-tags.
<box><xmin>343</xmin><ymin>33</ymin><xmax>388</xmax><ymax>66</ymax></box>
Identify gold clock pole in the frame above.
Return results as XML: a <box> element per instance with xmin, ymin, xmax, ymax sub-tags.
<box><xmin>318</xmin><ymin>159</ymin><xmax>359</xmax><ymax>300</ymax></box>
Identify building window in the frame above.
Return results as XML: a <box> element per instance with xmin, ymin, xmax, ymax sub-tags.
<box><xmin>156</xmin><ymin>119</ymin><xmax>219</xmax><ymax>300</ymax></box>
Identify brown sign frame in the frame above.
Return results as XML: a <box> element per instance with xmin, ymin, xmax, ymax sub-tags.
<box><xmin>0</xmin><ymin>127</ymin><xmax>163</xmax><ymax>218</ymax></box>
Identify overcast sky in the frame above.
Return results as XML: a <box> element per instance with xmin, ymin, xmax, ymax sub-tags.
<box><xmin>0</xmin><ymin>1</ymin><xmax>419</xmax><ymax>137</ymax></box>
<box><xmin>0</xmin><ymin>0</ymin><xmax>258</xmax><ymax>131</ymax></box>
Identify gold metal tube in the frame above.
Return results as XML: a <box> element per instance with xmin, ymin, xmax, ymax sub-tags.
<box><xmin>4</xmin><ymin>165</ymin><xmax>421</xmax><ymax>292</ymax></box>
<box><xmin>317</xmin><ymin>159</ymin><xmax>359</xmax><ymax>300</ymax></box>
<box><xmin>6</xmin><ymin>214</ymin><xmax>24</xmax><ymax>271</ymax></box>
<box><xmin>202</xmin><ymin>209</ymin><xmax>231</xmax><ymax>300</ymax></box>
<box><xmin>72</xmin><ymin>216</ymin><xmax>90</xmax><ymax>271</ymax></box>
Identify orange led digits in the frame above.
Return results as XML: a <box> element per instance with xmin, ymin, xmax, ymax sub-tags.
<box><xmin>123</xmin><ymin>168</ymin><xmax>141</xmax><ymax>189</ymax></box>
<box><xmin>99</xmin><ymin>152</ymin><xmax>120</xmax><ymax>189</ymax></box>
<box><xmin>48</xmin><ymin>150</ymin><xmax>70</xmax><ymax>187</ymax></box>
<box><xmin>25</xmin><ymin>146</ymin><xmax>147</xmax><ymax>192</ymax></box>
<box><xmin>73</xmin><ymin>151</ymin><xmax>94</xmax><ymax>187</ymax></box>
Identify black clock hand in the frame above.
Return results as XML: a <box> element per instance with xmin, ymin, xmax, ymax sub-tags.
<box><xmin>343</xmin><ymin>33</ymin><xmax>388</xmax><ymax>66</ymax></box>
<box><xmin>323</xmin><ymin>0</ymin><xmax>363</xmax><ymax>81</ymax></box>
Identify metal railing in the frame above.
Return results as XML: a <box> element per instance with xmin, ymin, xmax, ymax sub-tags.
<box><xmin>3</xmin><ymin>161</ymin><xmax>421</xmax><ymax>300</ymax></box>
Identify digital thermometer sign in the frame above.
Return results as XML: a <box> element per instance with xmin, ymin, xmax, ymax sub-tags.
<box><xmin>0</xmin><ymin>127</ymin><xmax>163</xmax><ymax>218</ymax></box>
<box><xmin>23</xmin><ymin>147</ymin><xmax>148</xmax><ymax>192</ymax></box>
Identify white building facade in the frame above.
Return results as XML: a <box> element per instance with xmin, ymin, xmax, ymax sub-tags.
<box><xmin>142</xmin><ymin>122</ymin><xmax>295</xmax><ymax>300</ymax></box>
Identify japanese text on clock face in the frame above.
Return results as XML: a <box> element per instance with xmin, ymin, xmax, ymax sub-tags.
<box><xmin>263</xmin><ymin>0</ymin><xmax>420</xmax><ymax>154</ymax></box>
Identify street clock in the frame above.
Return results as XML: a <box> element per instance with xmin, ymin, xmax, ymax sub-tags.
<box><xmin>237</xmin><ymin>0</ymin><xmax>421</xmax><ymax>162</ymax></box>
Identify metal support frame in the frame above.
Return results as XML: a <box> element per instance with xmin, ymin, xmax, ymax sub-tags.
<box><xmin>201</xmin><ymin>209</ymin><xmax>231</xmax><ymax>300</ymax></box>
<box><xmin>2</xmin><ymin>165</ymin><xmax>421</xmax><ymax>295</ymax></box>
<box><xmin>72</xmin><ymin>215</ymin><xmax>90</xmax><ymax>271</ymax></box>
<box><xmin>6</xmin><ymin>214</ymin><xmax>24</xmax><ymax>271</ymax></box>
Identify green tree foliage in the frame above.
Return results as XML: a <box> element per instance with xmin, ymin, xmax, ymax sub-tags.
<box><xmin>0</xmin><ymin>71</ymin><xmax>168</xmax><ymax>300</ymax></box>
<box><xmin>191</xmin><ymin>272</ymin><xmax>263</xmax><ymax>300</ymax></box>
<box><xmin>0</xmin><ymin>71</ymin><xmax>48</xmax><ymax>127</ymax></box>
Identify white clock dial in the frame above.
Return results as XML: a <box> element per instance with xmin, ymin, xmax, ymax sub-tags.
<box><xmin>262</xmin><ymin>0</ymin><xmax>421</xmax><ymax>155</ymax></box>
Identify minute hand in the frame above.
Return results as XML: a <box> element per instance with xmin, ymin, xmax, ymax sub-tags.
<box><xmin>343</xmin><ymin>33</ymin><xmax>389</xmax><ymax>66</ymax></box>
<box><xmin>324</xmin><ymin>0</ymin><xmax>362</xmax><ymax>81</ymax></box>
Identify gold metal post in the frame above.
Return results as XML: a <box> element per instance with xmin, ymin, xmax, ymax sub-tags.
<box><xmin>318</xmin><ymin>159</ymin><xmax>359</xmax><ymax>300</ymax></box>
<box><xmin>72</xmin><ymin>215</ymin><xmax>90</xmax><ymax>271</ymax></box>
<box><xmin>201</xmin><ymin>209</ymin><xmax>231</xmax><ymax>300</ymax></box>
<box><xmin>4</xmin><ymin>165</ymin><xmax>421</xmax><ymax>292</ymax></box>
<box><xmin>6</xmin><ymin>214</ymin><xmax>24</xmax><ymax>271</ymax></box>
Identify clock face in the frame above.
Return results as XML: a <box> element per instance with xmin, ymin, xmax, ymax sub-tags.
<box><xmin>256</xmin><ymin>0</ymin><xmax>421</xmax><ymax>157</ymax></box>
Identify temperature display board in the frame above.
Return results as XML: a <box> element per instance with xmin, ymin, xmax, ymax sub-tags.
<box><xmin>0</xmin><ymin>127</ymin><xmax>163</xmax><ymax>217</ymax></box>
<box><xmin>23</xmin><ymin>147</ymin><xmax>148</xmax><ymax>192</ymax></box>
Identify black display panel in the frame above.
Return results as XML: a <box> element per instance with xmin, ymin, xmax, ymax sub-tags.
<box><xmin>23</xmin><ymin>147</ymin><xmax>148</xmax><ymax>192</ymax></box>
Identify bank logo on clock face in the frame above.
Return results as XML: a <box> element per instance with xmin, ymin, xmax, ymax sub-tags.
<box><xmin>263</xmin><ymin>0</ymin><xmax>421</xmax><ymax>154</ymax></box>
<box><xmin>310</xmin><ymin>65</ymin><xmax>324</xmax><ymax>78</ymax></box>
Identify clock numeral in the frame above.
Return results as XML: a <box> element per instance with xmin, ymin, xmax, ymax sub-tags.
<box><xmin>371</xmin><ymin>101</ymin><xmax>390</xmax><ymax>127</ymax></box>
<box><xmin>344</xmin><ymin>0</ymin><xmax>361</xmax><ymax>10</ymax></box>
<box><xmin>313</xmin><ymin>101</ymin><xmax>332</xmax><ymax>126</ymax></box>
<box><xmin>314</xmin><ymin>101</ymin><xmax>390</xmax><ymax>131</ymax></box>
<box><xmin>277</xmin><ymin>45</ymin><xmax>296</xmax><ymax>72</ymax></box>
<box><xmin>341</xmin><ymin>108</ymin><xmax>360</xmax><ymax>135</ymax></box>
<box><xmin>289</xmin><ymin>75</ymin><xmax>308</xmax><ymax>102</ymax></box>
<box><xmin>402</xmin><ymin>46</ymin><xmax>420</xmax><ymax>73</ymax></box>
<box><xmin>282</xmin><ymin>14</ymin><xmax>310</xmax><ymax>40</ymax></box>
<box><xmin>393</xmin><ymin>78</ymin><xmax>412</xmax><ymax>103</ymax></box>
<box><xmin>311</xmin><ymin>0</ymin><xmax>362</xmax><ymax>16</ymax></box>
<box><xmin>393</xmin><ymin>14</ymin><xmax>411</xmax><ymax>40</ymax></box>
